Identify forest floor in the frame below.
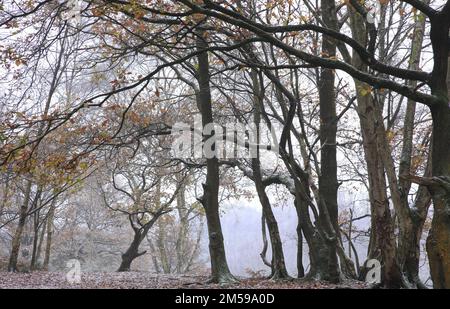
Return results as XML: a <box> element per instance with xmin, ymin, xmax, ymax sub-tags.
<box><xmin>0</xmin><ymin>271</ymin><xmax>370</xmax><ymax>289</ymax></box>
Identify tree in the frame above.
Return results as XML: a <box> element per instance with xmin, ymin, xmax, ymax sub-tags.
<box><xmin>194</xmin><ymin>29</ymin><xmax>236</xmax><ymax>283</ymax></box>
<box><xmin>1</xmin><ymin>0</ymin><xmax>449</xmax><ymax>289</ymax></box>
<box><xmin>100</xmin><ymin>145</ymin><xmax>180</xmax><ymax>272</ymax></box>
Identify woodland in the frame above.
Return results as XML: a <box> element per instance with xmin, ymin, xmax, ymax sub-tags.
<box><xmin>0</xmin><ymin>0</ymin><xmax>450</xmax><ymax>289</ymax></box>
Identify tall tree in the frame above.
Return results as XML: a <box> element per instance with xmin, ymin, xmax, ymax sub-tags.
<box><xmin>195</xmin><ymin>29</ymin><xmax>236</xmax><ymax>283</ymax></box>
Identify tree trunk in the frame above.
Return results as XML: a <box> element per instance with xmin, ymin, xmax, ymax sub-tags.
<box><xmin>296</xmin><ymin>222</ymin><xmax>305</xmax><ymax>278</ymax></box>
<box><xmin>396</xmin><ymin>7</ymin><xmax>430</xmax><ymax>287</ymax></box>
<box><xmin>8</xmin><ymin>180</ymin><xmax>32</xmax><ymax>272</ymax></box>
<box><xmin>250</xmin><ymin>65</ymin><xmax>289</xmax><ymax>279</ymax></box>
<box><xmin>117</xmin><ymin>231</ymin><xmax>147</xmax><ymax>272</ymax></box>
<box><xmin>293</xmin><ymin>181</ymin><xmax>331</xmax><ymax>280</ymax></box>
<box><xmin>33</xmin><ymin>216</ymin><xmax>47</xmax><ymax>270</ymax></box>
<box><xmin>426</xmin><ymin>11</ymin><xmax>450</xmax><ymax>289</ymax></box>
<box><xmin>427</xmin><ymin>102</ymin><xmax>450</xmax><ymax>289</ymax></box>
<box><xmin>348</xmin><ymin>7</ymin><xmax>403</xmax><ymax>288</ymax></box>
<box><xmin>43</xmin><ymin>201</ymin><xmax>55</xmax><ymax>270</ymax></box>
<box><xmin>157</xmin><ymin>219</ymin><xmax>171</xmax><ymax>274</ymax></box>
<box><xmin>317</xmin><ymin>0</ymin><xmax>341</xmax><ymax>283</ymax></box>
<box><xmin>30</xmin><ymin>209</ymin><xmax>41</xmax><ymax>270</ymax></box>
<box><xmin>195</xmin><ymin>30</ymin><xmax>235</xmax><ymax>283</ymax></box>
<box><xmin>252</xmin><ymin>157</ymin><xmax>290</xmax><ymax>279</ymax></box>
<box><xmin>259</xmin><ymin>213</ymin><xmax>271</xmax><ymax>268</ymax></box>
<box><xmin>175</xmin><ymin>182</ymin><xmax>188</xmax><ymax>273</ymax></box>
<box><xmin>319</xmin><ymin>0</ymin><xmax>339</xmax><ymax>236</ymax></box>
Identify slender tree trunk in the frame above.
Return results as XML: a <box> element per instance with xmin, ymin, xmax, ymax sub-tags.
<box><xmin>252</xmin><ymin>157</ymin><xmax>290</xmax><ymax>279</ymax></box>
<box><xmin>148</xmin><ymin>239</ymin><xmax>161</xmax><ymax>274</ymax></box>
<box><xmin>296</xmin><ymin>222</ymin><xmax>305</xmax><ymax>278</ymax></box>
<box><xmin>14</xmin><ymin>34</ymin><xmax>66</xmax><ymax>272</ymax></box>
<box><xmin>407</xmin><ymin>159</ymin><xmax>432</xmax><ymax>288</ymax></box>
<box><xmin>0</xmin><ymin>166</ymin><xmax>12</xmax><ymax>217</ymax></box>
<box><xmin>33</xmin><ymin>217</ymin><xmax>47</xmax><ymax>270</ymax></box>
<box><xmin>195</xmin><ymin>29</ymin><xmax>235</xmax><ymax>283</ymax></box>
<box><xmin>259</xmin><ymin>213</ymin><xmax>271</xmax><ymax>268</ymax></box>
<box><xmin>175</xmin><ymin>182</ymin><xmax>188</xmax><ymax>273</ymax></box>
<box><xmin>30</xmin><ymin>209</ymin><xmax>41</xmax><ymax>270</ymax></box>
<box><xmin>157</xmin><ymin>219</ymin><xmax>171</xmax><ymax>274</ymax></box>
<box><xmin>396</xmin><ymin>7</ymin><xmax>430</xmax><ymax>287</ymax></box>
<box><xmin>43</xmin><ymin>201</ymin><xmax>55</xmax><ymax>270</ymax></box>
<box><xmin>250</xmin><ymin>66</ymin><xmax>289</xmax><ymax>279</ymax></box>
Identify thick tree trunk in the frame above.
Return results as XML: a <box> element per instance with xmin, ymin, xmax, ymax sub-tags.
<box><xmin>240</xmin><ymin>37</ymin><xmax>343</xmax><ymax>282</ymax></box>
<box><xmin>426</xmin><ymin>10</ymin><xmax>450</xmax><ymax>288</ymax></box>
<box><xmin>202</xmin><ymin>186</ymin><xmax>235</xmax><ymax>283</ymax></box>
<box><xmin>409</xmin><ymin>172</ymin><xmax>432</xmax><ymax>288</ymax></box>
<box><xmin>195</xmin><ymin>30</ymin><xmax>235</xmax><ymax>283</ymax></box>
<box><xmin>255</xmin><ymin>52</ymin><xmax>341</xmax><ymax>281</ymax></box>
<box><xmin>353</xmin><ymin>83</ymin><xmax>402</xmax><ymax>288</ymax></box>
<box><xmin>117</xmin><ymin>231</ymin><xmax>147</xmax><ymax>272</ymax></box>
<box><xmin>8</xmin><ymin>181</ymin><xmax>32</xmax><ymax>272</ymax></box>
<box><xmin>316</xmin><ymin>0</ymin><xmax>341</xmax><ymax>283</ymax></box>
<box><xmin>348</xmin><ymin>8</ymin><xmax>402</xmax><ymax>288</ymax></box>
<box><xmin>427</xmin><ymin>102</ymin><xmax>450</xmax><ymax>288</ymax></box>
<box><xmin>293</xmin><ymin>181</ymin><xmax>333</xmax><ymax>281</ymax></box>
<box><xmin>319</xmin><ymin>0</ymin><xmax>339</xmax><ymax>236</ymax></box>
<box><xmin>118</xmin><ymin>210</ymin><xmax>161</xmax><ymax>272</ymax></box>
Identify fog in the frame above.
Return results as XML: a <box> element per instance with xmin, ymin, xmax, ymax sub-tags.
<box><xmin>202</xmin><ymin>193</ymin><xmax>430</xmax><ymax>284</ymax></box>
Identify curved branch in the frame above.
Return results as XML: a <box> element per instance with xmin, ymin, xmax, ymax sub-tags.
<box><xmin>401</xmin><ymin>0</ymin><xmax>437</xmax><ymax>19</ymax></box>
<box><xmin>201</xmin><ymin>0</ymin><xmax>429</xmax><ymax>82</ymax></box>
<box><xmin>178</xmin><ymin>0</ymin><xmax>440</xmax><ymax>107</ymax></box>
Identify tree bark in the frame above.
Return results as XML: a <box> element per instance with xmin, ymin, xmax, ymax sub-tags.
<box><xmin>348</xmin><ymin>8</ymin><xmax>402</xmax><ymax>288</ymax></box>
<box><xmin>427</xmin><ymin>101</ymin><xmax>450</xmax><ymax>289</ymax></box>
<box><xmin>252</xmin><ymin>157</ymin><xmax>290</xmax><ymax>279</ymax></box>
<box><xmin>249</xmin><ymin>66</ymin><xmax>289</xmax><ymax>279</ymax></box>
<box><xmin>195</xmin><ymin>29</ymin><xmax>235</xmax><ymax>283</ymax></box>
<box><xmin>33</xmin><ymin>216</ymin><xmax>47</xmax><ymax>270</ymax></box>
<box><xmin>426</xmin><ymin>9</ymin><xmax>450</xmax><ymax>289</ymax></box>
<box><xmin>292</xmin><ymin>180</ymin><xmax>334</xmax><ymax>281</ymax></box>
<box><xmin>30</xmin><ymin>208</ymin><xmax>42</xmax><ymax>270</ymax></box>
<box><xmin>317</xmin><ymin>0</ymin><xmax>341</xmax><ymax>283</ymax></box>
<box><xmin>117</xmin><ymin>230</ymin><xmax>148</xmax><ymax>272</ymax></box>
<box><xmin>175</xmin><ymin>182</ymin><xmax>188</xmax><ymax>273</ymax></box>
<box><xmin>43</xmin><ymin>200</ymin><xmax>55</xmax><ymax>270</ymax></box>
<box><xmin>397</xmin><ymin>7</ymin><xmax>430</xmax><ymax>287</ymax></box>
<box><xmin>156</xmin><ymin>219</ymin><xmax>171</xmax><ymax>274</ymax></box>
<box><xmin>8</xmin><ymin>181</ymin><xmax>32</xmax><ymax>272</ymax></box>
<box><xmin>296</xmin><ymin>221</ymin><xmax>305</xmax><ymax>278</ymax></box>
